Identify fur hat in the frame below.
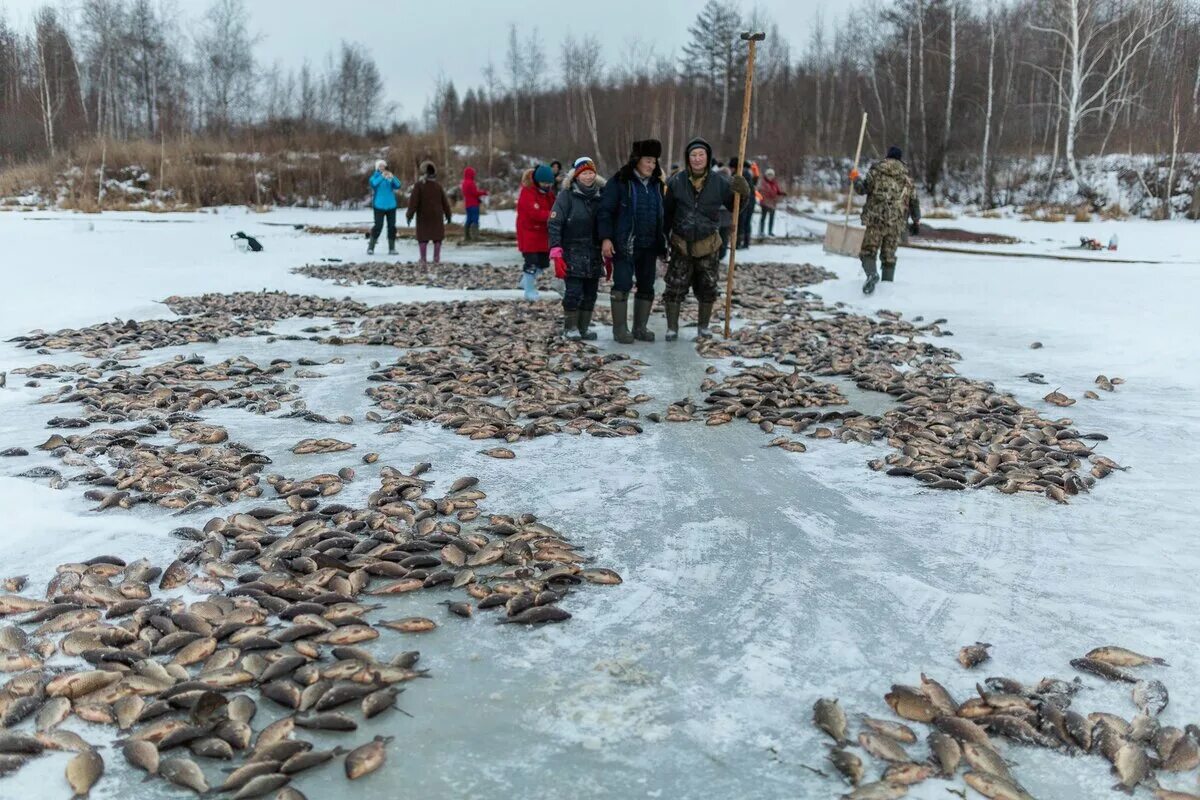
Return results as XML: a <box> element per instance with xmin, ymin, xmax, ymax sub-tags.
<box><xmin>630</xmin><ymin>139</ymin><xmax>662</xmax><ymax>160</ymax></box>
<box><xmin>375</xmin><ymin>159</ymin><xmax>388</xmax><ymax>171</ymax></box>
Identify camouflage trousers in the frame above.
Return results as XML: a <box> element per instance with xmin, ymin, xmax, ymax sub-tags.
<box><xmin>663</xmin><ymin>250</ymin><xmax>721</xmax><ymax>304</ymax></box>
<box><xmin>860</xmin><ymin>224</ymin><xmax>902</xmax><ymax>265</ymax></box>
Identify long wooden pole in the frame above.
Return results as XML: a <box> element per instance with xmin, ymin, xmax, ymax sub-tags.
<box><xmin>843</xmin><ymin>113</ymin><xmax>869</xmax><ymax>226</ymax></box>
<box><xmin>723</xmin><ymin>34</ymin><xmax>763</xmax><ymax>339</ymax></box>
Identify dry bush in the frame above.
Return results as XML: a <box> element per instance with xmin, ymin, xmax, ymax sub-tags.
<box><xmin>1073</xmin><ymin>204</ymin><xmax>1092</xmax><ymax>222</ymax></box>
<box><xmin>1101</xmin><ymin>203</ymin><xmax>1129</xmax><ymax>220</ymax></box>
<box><xmin>925</xmin><ymin>207</ymin><xmax>958</xmax><ymax>219</ymax></box>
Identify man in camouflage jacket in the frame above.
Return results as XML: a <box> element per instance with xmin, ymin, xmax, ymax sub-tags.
<box><xmin>852</xmin><ymin>146</ymin><xmax>921</xmax><ymax>294</ymax></box>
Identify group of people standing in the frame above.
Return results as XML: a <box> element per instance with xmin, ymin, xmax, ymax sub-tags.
<box><xmin>366</xmin><ymin>159</ymin><xmax>453</xmax><ymax>265</ymax></box>
<box><xmin>516</xmin><ymin>137</ymin><xmax>751</xmax><ymax>343</ymax></box>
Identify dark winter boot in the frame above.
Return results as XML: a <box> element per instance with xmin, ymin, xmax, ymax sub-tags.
<box><xmin>578</xmin><ymin>308</ymin><xmax>598</xmax><ymax>341</ymax></box>
<box><xmin>632</xmin><ymin>297</ymin><xmax>655</xmax><ymax>342</ymax></box>
<box><xmin>664</xmin><ymin>301</ymin><xmax>681</xmax><ymax>342</ymax></box>
<box><xmin>562</xmin><ymin>308</ymin><xmax>582</xmax><ymax>340</ymax></box>
<box><xmin>387</xmin><ymin>238</ymin><xmax>397</xmax><ymax>256</ymax></box>
<box><xmin>881</xmin><ymin>262</ymin><xmax>896</xmax><ymax>282</ymax></box>
<box><xmin>861</xmin><ymin>255</ymin><xmax>879</xmax><ymax>295</ymax></box>
<box><xmin>695</xmin><ymin>302</ymin><xmax>714</xmax><ymax>341</ymax></box>
<box><xmin>610</xmin><ymin>292</ymin><xmax>635</xmax><ymax>344</ymax></box>
<box><xmin>367</xmin><ymin>236</ymin><xmax>377</xmax><ymax>255</ymax></box>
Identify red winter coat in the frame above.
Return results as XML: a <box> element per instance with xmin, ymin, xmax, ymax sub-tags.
<box><xmin>516</xmin><ymin>169</ymin><xmax>556</xmax><ymax>253</ymax></box>
<box><xmin>758</xmin><ymin>177</ymin><xmax>785</xmax><ymax>209</ymax></box>
<box><xmin>461</xmin><ymin>166</ymin><xmax>488</xmax><ymax>208</ymax></box>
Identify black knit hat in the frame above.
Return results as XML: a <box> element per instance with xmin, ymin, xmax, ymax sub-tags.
<box><xmin>630</xmin><ymin>139</ymin><xmax>662</xmax><ymax>160</ymax></box>
<box><xmin>887</xmin><ymin>146</ymin><xmax>903</xmax><ymax>160</ymax></box>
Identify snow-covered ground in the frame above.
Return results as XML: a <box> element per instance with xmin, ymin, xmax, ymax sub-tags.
<box><xmin>1</xmin><ymin>207</ymin><xmax>1198</xmax><ymax>799</ymax></box>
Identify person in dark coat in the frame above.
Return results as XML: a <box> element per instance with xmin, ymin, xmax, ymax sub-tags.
<box><xmin>406</xmin><ymin>160</ymin><xmax>453</xmax><ymax>266</ymax></box>
<box><xmin>549</xmin><ymin>157</ymin><xmax>606</xmax><ymax>340</ymax></box>
<box><xmin>663</xmin><ymin>137</ymin><xmax>750</xmax><ymax>341</ymax></box>
<box><xmin>597</xmin><ymin>139</ymin><xmax>666</xmax><ymax>344</ymax></box>
<box><xmin>516</xmin><ymin>164</ymin><xmax>557</xmax><ymax>300</ymax></box>
<box><xmin>367</xmin><ymin>159</ymin><xmax>402</xmax><ymax>255</ymax></box>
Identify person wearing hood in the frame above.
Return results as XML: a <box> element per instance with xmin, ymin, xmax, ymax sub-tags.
<box><xmin>460</xmin><ymin>166</ymin><xmax>488</xmax><ymax>242</ymax></box>
<box><xmin>852</xmin><ymin>145</ymin><xmax>921</xmax><ymax>294</ymax></box>
<box><xmin>367</xmin><ymin>159</ymin><xmax>402</xmax><ymax>255</ymax></box>
<box><xmin>597</xmin><ymin>139</ymin><xmax>666</xmax><ymax>344</ymax></box>
<box><xmin>549</xmin><ymin>157</ymin><xmax>606</xmax><ymax>340</ymax></box>
<box><xmin>758</xmin><ymin>167</ymin><xmax>785</xmax><ymax>237</ymax></box>
<box><xmin>662</xmin><ymin>137</ymin><xmax>751</xmax><ymax>341</ymax></box>
<box><xmin>406</xmin><ymin>160</ymin><xmax>453</xmax><ymax>266</ymax></box>
<box><xmin>516</xmin><ymin>163</ymin><xmax>558</xmax><ymax>300</ymax></box>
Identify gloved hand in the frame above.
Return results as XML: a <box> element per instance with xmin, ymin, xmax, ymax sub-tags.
<box><xmin>909</xmin><ymin>221</ymin><xmax>921</xmax><ymax>236</ymax></box>
<box><xmin>603</xmin><ymin>257</ymin><xmax>613</xmax><ymax>281</ymax></box>
<box><xmin>731</xmin><ymin>174</ymin><xmax>751</xmax><ymax>197</ymax></box>
<box><xmin>849</xmin><ymin>168</ymin><xmax>860</xmax><ymax>181</ymax></box>
<box><xmin>550</xmin><ymin>247</ymin><xmax>566</xmax><ymax>279</ymax></box>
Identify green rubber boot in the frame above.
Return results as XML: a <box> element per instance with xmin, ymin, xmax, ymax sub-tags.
<box><xmin>632</xmin><ymin>297</ymin><xmax>655</xmax><ymax>342</ymax></box>
<box><xmin>665</xmin><ymin>301</ymin><xmax>681</xmax><ymax>342</ymax></box>
<box><xmin>610</xmin><ymin>292</ymin><xmax>634</xmax><ymax>344</ymax></box>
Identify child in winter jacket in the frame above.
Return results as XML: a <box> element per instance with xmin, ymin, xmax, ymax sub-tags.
<box><xmin>515</xmin><ymin>164</ymin><xmax>557</xmax><ymax>300</ymax></box>
<box><xmin>460</xmin><ymin>166</ymin><xmax>487</xmax><ymax>242</ymax></box>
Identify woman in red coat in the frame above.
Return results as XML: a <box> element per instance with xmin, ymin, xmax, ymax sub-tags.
<box><xmin>516</xmin><ymin>164</ymin><xmax>557</xmax><ymax>300</ymax></box>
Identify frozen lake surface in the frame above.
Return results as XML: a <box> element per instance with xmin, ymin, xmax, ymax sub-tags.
<box><xmin>0</xmin><ymin>208</ymin><xmax>1198</xmax><ymax>799</ymax></box>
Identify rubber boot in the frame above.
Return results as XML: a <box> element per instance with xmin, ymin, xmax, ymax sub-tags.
<box><xmin>632</xmin><ymin>297</ymin><xmax>655</xmax><ymax>342</ymax></box>
<box><xmin>695</xmin><ymin>302</ymin><xmax>714</xmax><ymax>340</ymax></box>
<box><xmin>562</xmin><ymin>308</ymin><xmax>582</xmax><ymax>340</ymax></box>
<box><xmin>520</xmin><ymin>272</ymin><xmax>539</xmax><ymax>301</ymax></box>
<box><xmin>881</xmin><ymin>262</ymin><xmax>896</xmax><ymax>282</ymax></box>
<box><xmin>665</xmin><ymin>301</ymin><xmax>681</xmax><ymax>341</ymax></box>
<box><xmin>610</xmin><ymin>292</ymin><xmax>634</xmax><ymax>344</ymax></box>
<box><xmin>578</xmin><ymin>307</ymin><xmax>598</xmax><ymax>341</ymax></box>
<box><xmin>367</xmin><ymin>236</ymin><xmax>377</xmax><ymax>255</ymax></box>
<box><xmin>387</xmin><ymin>238</ymin><xmax>397</xmax><ymax>256</ymax></box>
<box><xmin>861</xmin><ymin>255</ymin><xmax>879</xmax><ymax>295</ymax></box>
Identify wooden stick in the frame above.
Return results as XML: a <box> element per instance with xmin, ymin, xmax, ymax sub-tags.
<box><xmin>723</xmin><ymin>33</ymin><xmax>765</xmax><ymax>339</ymax></box>
<box><xmin>843</xmin><ymin>113</ymin><xmax>868</xmax><ymax>225</ymax></box>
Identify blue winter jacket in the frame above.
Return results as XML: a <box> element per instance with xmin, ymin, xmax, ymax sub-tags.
<box><xmin>597</xmin><ymin>163</ymin><xmax>666</xmax><ymax>258</ymax></box>
<box><xmin>369</xmin><ymin>171</ymin><xmax>402</xmax><ymax>210</ymax></box>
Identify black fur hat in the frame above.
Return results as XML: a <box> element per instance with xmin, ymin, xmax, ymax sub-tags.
<box><xmin>630</xmin><ymin>139</ymin><xmax>663</xmax><ymax>160</ymax></box>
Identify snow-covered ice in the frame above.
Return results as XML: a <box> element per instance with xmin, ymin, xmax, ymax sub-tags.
<box><xmin>0</xmin><ymin>206</ymin><xmax>1198</xmax><ymax>799</ymax></box>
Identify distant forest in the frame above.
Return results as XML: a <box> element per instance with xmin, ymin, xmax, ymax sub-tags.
<box><xmin>2</xmin><ymin>0</ymin><xmax>1198</xmax><ymax>203</ymax></box>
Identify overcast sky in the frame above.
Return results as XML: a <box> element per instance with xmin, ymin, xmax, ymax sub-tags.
<box><xmin>0</xmin><ymin>0</ymin><xmax>851</xmax><ymax>122</ymax></box>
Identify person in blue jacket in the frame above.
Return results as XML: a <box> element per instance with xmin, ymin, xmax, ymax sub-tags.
<box><xmin>368</xmin><ymin>159</ymin><xmax>402</xmax><ymax>255</ymax></box>
<box><xmin>597</xmin><ymin>139</ymin><xmax>666</xmax><ymax>344</ymax></box>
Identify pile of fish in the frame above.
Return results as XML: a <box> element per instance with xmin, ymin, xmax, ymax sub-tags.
<box><xmin>7</xmin><ymin>315</ymin><xmax>268</xmax><ymax>358</ymax></box>
<box><xmin>812</xmin><ymin>644</ymin><xmax>1195</xmax><ymax>799</ymax></box>
<box><xmin>0</xmin><ymin>464</ymin><xmax>621</xmax><ymax>797</ymax></box>
<box><xmin>687</xmin><ymin>283</ymin><xmax>1119</xmax><ymax>500</ymax></box>
<box><xmin>293</xmin><ymin>261</ymin><xmax>528</xmax><ymax>291</ymax></box>
<box><xmin>302</xmin><ymin>222</ymin><xmax>515</xmax><ymax>244</ymax></box>
<box><xmin>365</xmin><ymin>340</ymin><xmax>649</xmax><ymax>442</ymax></box>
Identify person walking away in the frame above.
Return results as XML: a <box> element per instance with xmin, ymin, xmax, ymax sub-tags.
<box><xmin>406</xmin><ymin>161</ymin><xmax>453</xmax><ymax>266</ymax></box>
<box><xmin>598</xmin><ymin>140</ymin><xmax>666</xmax><ymax>344</ymax></box>
<box><xmin>731</xmin><ymin>158</ymin><xmax>756</xmax><ymax>250</ymax></box>
<box><xmin>368</xmin><ymin>159</ymin><xmax>401</xmax><ymax>255</ymax></box>
<box><xmin>460</xmin><ymin>166</ymin><xmax>487</xmax><ymax>242</ymax></box>
<box><xmin>663</xmin><ymin>137</ymin><xmax>750</xmax><ymax>341</ymax></box>
<box><xmin>516</xmin><ymin>164</ymin><xmax>558</xmax><ymax>300</ymax></box>
<box><xmin>549</xmin><ymin>157</ymin><xmax>606</xmax><ymax>341</ymax></box>
<box><xmin>852</xmin><ymin>146</ymin><xmax>921</xmax><ymax>295</ymax></box>
<box><xmin>758</xmin><ymin>168</ymin><xmax>785</xmax><ymax>236</ymax></box>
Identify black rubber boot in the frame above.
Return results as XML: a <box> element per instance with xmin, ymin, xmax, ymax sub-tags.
<box><xmin>861</xmin><ymin>255</ymin><xmax>879</xmax><ymax>295</ymax></box>
<box><xmin>610</xmin><ymin>292</ymin><xmax>634</xmax><ymax>344</ymax></box>
<box><xmin>632</xmin><ymin>297</ymin><xmax>655</xmax><ymax>342</ymax></box>
<box><xmin>387</xmin><ymin>238</ymin><xmax>397</xmax><ymax>256</ymax></box>
<box><xmin>665</xmin><ymin>301</ymin><xmax>681</xmax><ymax>342</ymax></box>
<box><xmin>695</xmin><ymin>302</ymin><xmax>714</xmax><ymax>340</ymax></box>
<box><xmin>562</xmin><ymin>308</ymin><xmax>582</xmax><ymax>340</ymax></box>
<box><xmin>578</xmin><ymin>308</ymin><xmax>598</xmax><ymax>341</ymax></box>
<box><xmin>367</xmin><ymin>237</ymin><xmax>377</xmax><ymax>255</ymax></box>
<box><xmin>881</xmin><ymin>263</ymin><xmax>896</xmax><ymax>282</ymax></box>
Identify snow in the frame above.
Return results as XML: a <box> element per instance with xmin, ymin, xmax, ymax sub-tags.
<box><xmin>1</xmin><ymin>207</ymin><xmax>1199</xmax><ymax>799</ymax></box>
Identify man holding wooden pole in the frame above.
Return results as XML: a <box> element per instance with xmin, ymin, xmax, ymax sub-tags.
<box><xmin>662</xmin><ymin>31</ymin><xmax>760</xmax><ymax>343</ymax></box>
